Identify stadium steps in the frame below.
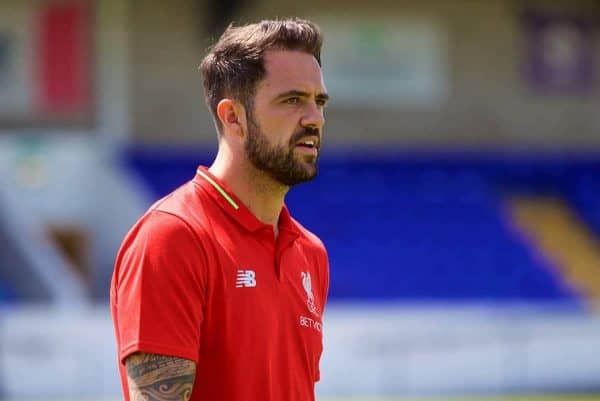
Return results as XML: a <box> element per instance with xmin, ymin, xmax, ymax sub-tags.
<box><xmin>508</xmin><ymin>196</ymin><xmax>600</xmax><ymax>308</ymax></box>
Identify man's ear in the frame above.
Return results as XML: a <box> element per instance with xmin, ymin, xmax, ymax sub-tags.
<box><xmin>216</xmin><ymin>99</ymin><xmax>246</xmax><ymax>138</ymax></box>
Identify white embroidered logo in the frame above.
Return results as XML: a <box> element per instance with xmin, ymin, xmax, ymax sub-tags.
<box><xmin>301</xmin><ymin>271</ymin><xmax>319</xmax><ymax>316</ymax></box>
<box><xmin>236</xmin><ymin>270</ymin><xmax>256</xmax><ymax>288</ymax></box>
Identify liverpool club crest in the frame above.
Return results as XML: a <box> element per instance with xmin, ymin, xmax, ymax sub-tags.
<box><xmin>301</xmin><ymin>271</ymin><xmax>319</xmax><ymax>316</ymax></box>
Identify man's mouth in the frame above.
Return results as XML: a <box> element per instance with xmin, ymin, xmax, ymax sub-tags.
<box><xmin>295</xmin><ymin>139</ymin><xmax>317</xmax><ymax>149</ymax></box>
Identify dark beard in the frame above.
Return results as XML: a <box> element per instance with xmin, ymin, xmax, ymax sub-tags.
<box><xmin>244</xmin><ymin>112</ymin><xmax>320</xmax><ymax>187</ymax></box>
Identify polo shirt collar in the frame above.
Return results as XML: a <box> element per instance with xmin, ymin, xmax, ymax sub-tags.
<box><xmin>194</xmin><ymin>166</ymin><xmax>300</xmax><ymax>237</ymax></box>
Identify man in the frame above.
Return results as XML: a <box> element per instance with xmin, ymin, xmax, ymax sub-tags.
<box><xmin>110</xmin><ymin>18</ymin><xmax>330</xmax><ymax>401</ymax></box>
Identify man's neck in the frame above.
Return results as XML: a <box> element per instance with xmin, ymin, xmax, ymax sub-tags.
<box><xmin>209</xmin><ymin>155</ymin><xmax>288</xmax><ymax>232</ymax></box>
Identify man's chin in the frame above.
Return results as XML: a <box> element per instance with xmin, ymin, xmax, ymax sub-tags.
<box><xmin>294</xmin><ymin>151</ymin><xmax>319</xmax><ymax>165</ymax></box>
<box><xmin>295</xmin><ymin>156</ymin><xmax>318</xmax><ymax>174</ymax></box>
<box><xmin>297</xmin><ymin>164</ymin><xmax>318</xmax><ymax>182</ymax></box>
<box><xmin>279</xmin><ymin>164</ymin><xmax>317</xmax><ymax>186</ymax></box>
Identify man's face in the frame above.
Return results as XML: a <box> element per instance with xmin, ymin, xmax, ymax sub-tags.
<box><xmin>244</xmin><ymin>50</ymin><xmax>328</xmax><ymax>187</ymax></box>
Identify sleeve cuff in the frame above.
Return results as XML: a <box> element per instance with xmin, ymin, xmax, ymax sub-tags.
<box><xmin>120</xmin><ymin>340</ymin><xmax>199</xmax><ymax>365</ymax></box>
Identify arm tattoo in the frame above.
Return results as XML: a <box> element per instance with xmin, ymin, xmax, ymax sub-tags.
<box><xmin>126</xmin><ymin>352</ymin><xmax>196</xmax><ymax>401</ymax></box>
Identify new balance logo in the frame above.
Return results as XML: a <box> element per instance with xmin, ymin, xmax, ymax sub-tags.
<box><xmin>236</xmin><ymin>270</ymin><xmax>256</xmax><ymax>288</ymax></box>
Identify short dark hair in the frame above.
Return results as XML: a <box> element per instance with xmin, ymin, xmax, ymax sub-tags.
<box><xmin>200</xmin><ymin>18</ymin><xmax>323</xmax><ymax>132</ymax></box>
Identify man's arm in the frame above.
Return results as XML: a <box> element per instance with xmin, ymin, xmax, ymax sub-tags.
<box><xmin>125</xmin><ymin>352</ymin><xmax>196</xmax><ymax>401</ymax></box>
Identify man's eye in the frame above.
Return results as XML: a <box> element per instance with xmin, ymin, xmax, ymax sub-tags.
<box><xmin>285</xmin><ymin>97</ymin><xmax>300</xmax><ymax>104</ymax></box>
<box><xmin>316</xmin><ymin>99</ymin><xmax>327</xmax><ymax>107</ymax></box>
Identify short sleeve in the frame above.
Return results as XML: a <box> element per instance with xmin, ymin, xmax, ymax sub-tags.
<box><xmin>320</xmin><ymin>247</ymin><xmax>330</xmax><ymax>313</ymax></box>
<box><xmin>315</xmin><ymin>244</ymin><xmax>330</xmax><ymax>383</ymax></box>
<box><xmin>113</xmin><ymin>211</ymin><xmax>207</xmax><ymax>364</ymax></box>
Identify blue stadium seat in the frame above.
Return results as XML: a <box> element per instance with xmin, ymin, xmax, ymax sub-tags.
<box><xmin>124</xmin><ymin>148</ymin><xmax>598</xmax><ymax>306</ymax></box>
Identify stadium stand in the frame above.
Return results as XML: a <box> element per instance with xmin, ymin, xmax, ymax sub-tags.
<box><xmin>510</xmin><ymin>197</ymin><xmax>600</xmax><ymax>305</ymax></box>
<box><xmin>0</xmin><ymin>279</ymin><xmax>15</xmax><ymax>302</ymax></box>
<box><xmin>124</xmin><ymin>147</ymin><xmax>600</xmax><ymax>307</ymax></box>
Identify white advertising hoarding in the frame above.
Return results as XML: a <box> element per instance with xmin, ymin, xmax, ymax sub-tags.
<box><xmin>1</xmin><ymin>304</ymin><xmax>599</xmax><ymax>398</ymax></box>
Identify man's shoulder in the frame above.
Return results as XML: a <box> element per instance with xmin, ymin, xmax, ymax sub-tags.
<box><xmin>119</xmin><ymin>180</ymin><xmax>218</xmax><ymax>249</ymax></box>
<box><xmin>147</xmin><ymin>180</ymin><xmax>213</xmax><ymax>228</ymax></box>
<box><xmin>117</xmin><ymin>181</ymin><xmax>215</xmax><ymax>259</ymax></box>
<box><xmin>289</xmin><ymin>217</ymin><xmax>329</xmax><ymax>282</ymax></box>
<box><xmin>289</xmin><ymin>216</ymin><xmax>327</xmax><ymax>254</ymax></box>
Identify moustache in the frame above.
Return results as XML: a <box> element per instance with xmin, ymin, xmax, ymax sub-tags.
<box><xmin>289</xmin><ymin>127</ymin><xmax>321</xmax><ymax>146</ymax></box>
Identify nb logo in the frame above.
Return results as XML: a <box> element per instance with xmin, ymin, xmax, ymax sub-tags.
<box><xmin>236</xmin><ymin>270</ymin><xmax>256</xmax><ymax>288</ymax></box>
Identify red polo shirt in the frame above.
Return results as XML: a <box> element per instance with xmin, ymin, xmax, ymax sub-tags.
<box><xmin>110</xmin><ymin>166</ymin><xmax>329</xmax><ymax>401</ymax></box>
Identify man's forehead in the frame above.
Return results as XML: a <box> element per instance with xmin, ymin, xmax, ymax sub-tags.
<box><xmin>261</xmin><ymin>50</ymin><xmax>325</xmax><ymax>93</ymax></box>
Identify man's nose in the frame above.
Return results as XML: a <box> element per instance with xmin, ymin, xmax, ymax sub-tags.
<box><xmin>301</xmin><ymin>101</ymin><xmax>325</xmax><ymax>130</ymax></box>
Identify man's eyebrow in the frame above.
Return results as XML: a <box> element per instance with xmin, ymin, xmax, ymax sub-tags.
<box><xmin>316</xmin><ymin>92</ymin><xmax>330</xmax><ymax>102</ymax></box>
<box><xmin>276</xmin><ymin>90</ymin><xmax>330</xmax><ymax>101</ymax></box>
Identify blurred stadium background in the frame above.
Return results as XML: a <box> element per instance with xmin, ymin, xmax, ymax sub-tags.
<box><xmin>1</xmin><ymin>0</ymin><xmax>600</xmax><ymax>400</ymax></box>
